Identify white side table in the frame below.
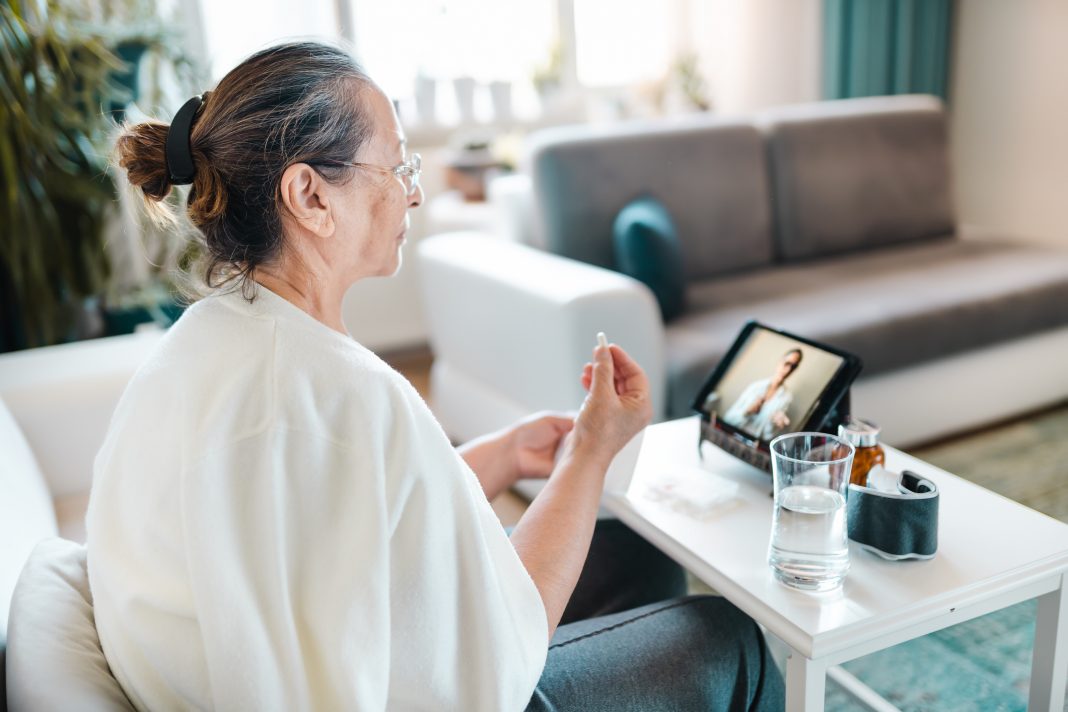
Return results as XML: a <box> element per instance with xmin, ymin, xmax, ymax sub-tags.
<box><xmin>603</xmin><ymin>416</ymin><xmax>1068</xmax><ymax>711</ymax></box>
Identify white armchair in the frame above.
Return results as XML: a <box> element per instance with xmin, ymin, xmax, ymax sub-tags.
<box><xmin>0</xmin><ymin>329</ymin><xmax>163</xmax><ymax>689</ymax></box>
<box><xmin>417</xmin><ymin>231</ymin><xmax>665</xmax><ymax>443</ymax></box>
<box><xmin>0</xmin><ymin>330</ymin><xmax>164</xmax><ymax>541</ymax></box>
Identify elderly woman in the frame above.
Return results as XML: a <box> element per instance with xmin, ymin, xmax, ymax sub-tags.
<box><xmin>89</xmin><ymin>41</ymin><xmax>782</xmax><ymax>710</ymax></box>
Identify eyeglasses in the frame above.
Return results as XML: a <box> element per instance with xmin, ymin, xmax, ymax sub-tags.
<box><xmin>313</xmin><ymin>153</ymin><xmax>422</xmax><ymax>196</ymax></box>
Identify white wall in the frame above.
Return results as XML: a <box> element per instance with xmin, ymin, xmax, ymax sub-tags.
<box><xmin>950</xmin><ymin>0</ymin><xmax>1068</xmax><ymax>246</ymax></box>
<box><xmin>341</xmin><ymin>145</ymin><xmax>452</xmax><ymax>352</ymax></box>
<box><xmin>342</xmin><ymin>246</ymin><xmax>427</xmax><ymax>352</ymax></box>
<box><xmin>690</xmin><ymin>0</ymin><xmax>822</xmax><ymax>115</ymax></box>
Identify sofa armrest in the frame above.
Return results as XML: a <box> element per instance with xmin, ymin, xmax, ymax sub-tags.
<box><xmin>0</xmin><ymin>330</ymin><xmax>164</xmax><ymax>498</ymax></box>
<box><xmin>417</xmin><ymin>232</ymin><xmax>665</xmax><ymax>439</ymax></box>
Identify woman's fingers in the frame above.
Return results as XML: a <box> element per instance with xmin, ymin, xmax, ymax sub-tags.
<box><xmin>550</xmin><ymin>415</ymin><xmax>575</xmax><ymax>434</ymax></box>
<box><xmin>588</xmin><ymin>344</ymin><xmax>616</xmax><ymax>398</ymax></box>
<box><xmin>571</xmin><ymin>341</ymin><xmax>653</xmax><ymax>463</ymax></box>
<box><xmin>582</xmin><ymin>361</ymin><xmax>625</xmax><ymax>395</ymax></box>
<box><xmin>607</xmin><ymin>344</ymin><xmax>644</xmax><ymax>379</ymax></box>
<box><xmin>519</xmin><ymin>412</ymin><xmax>576</xmax><ymax>439</ymax></box>
<box><xmin>583</xmin><ymin>344</ymin><xmax>648</xmax><ymax>398</ymax></box>
<box><xmin>608</xmin><ymin>344</ymin><xmax>649</xmax><ymax>394</ymax></box>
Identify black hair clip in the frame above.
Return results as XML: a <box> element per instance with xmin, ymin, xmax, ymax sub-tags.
<box><xmin>165</xmin><ymin>95</ymin><xmax>204</xmax><ymax>185</ymax></box>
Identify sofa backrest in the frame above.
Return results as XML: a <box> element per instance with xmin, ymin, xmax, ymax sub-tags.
<box><xmin>528</xmin><ymin>116</ymin><xmax>776</xmax><ymax>281</ymax></box>
<box><xmin>760</xmin><ymin>94</ymin><xmax>956</xmax><ymax>261</ymax></box>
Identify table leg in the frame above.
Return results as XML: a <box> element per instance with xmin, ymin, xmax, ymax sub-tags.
<box><xmin>1029</xmin><ymin>573</ymin><xmax>1068</xmax><ymax>712</ymax></box>
<box><xmin>786</xmin><ymin>649</ymin><xmax>826</xmax><ymax>712</ymax></box>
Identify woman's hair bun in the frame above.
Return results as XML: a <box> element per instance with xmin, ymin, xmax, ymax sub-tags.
<box><xmin>115</xmin><ymin>94</ymin><xmax>222</xmax><ymax>227</ymax></box>
<box><xmin>115</xmin><ymin>120</ymin><xmax>172</xmax><ymax>201</ymax></box>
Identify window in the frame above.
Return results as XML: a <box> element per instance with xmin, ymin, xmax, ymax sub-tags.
<box><xmin>195</xmin><ymin>0</ymin><xmax>690</xmax><ymax>124</ymax></box>
<box><xmin>573</xmin><ymin>0</ymin><xmax>678</xmax><ymax>87</ymax></box>
<box><xmin>353</xmin><ymin>1</ymin><xmax>557</xmax><ymax>91</ymax></box>
<box><xmin>352</xmin><ymin>0</ymin><xmax>557</xmax><ymax>123</ymax></box>
<box><xmin>198</xmin><ymin>0</ymin><xmax>342</xmax><ymax>81</ymax></box>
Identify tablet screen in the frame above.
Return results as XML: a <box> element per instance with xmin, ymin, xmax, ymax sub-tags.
<box><xmin>697</xmin><ymin>325</ymin><xmax>849</xmax><ymax>444</ymax></box>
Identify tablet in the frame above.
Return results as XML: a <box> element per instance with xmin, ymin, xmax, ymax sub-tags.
<box><xmin>691</xmin><ymin>322</ymin><xmax>862</xmax><ymax>456</ymax></box>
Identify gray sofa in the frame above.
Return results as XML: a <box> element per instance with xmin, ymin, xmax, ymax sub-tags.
<box><xmin>418</xmin><ymin>94</ymin><xmax>1068</xmax><ymax>447</ymax></box>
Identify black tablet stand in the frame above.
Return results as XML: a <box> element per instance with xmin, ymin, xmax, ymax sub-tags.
<box><xmin>698</xmin><ymin>391</ymin><xmax>852</xmax><ymax>474</ymax></box>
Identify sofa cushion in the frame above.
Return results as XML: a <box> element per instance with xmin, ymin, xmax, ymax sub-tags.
<box><xmin>5</xmin><ymin>539</ymin><xmax>134</xmax><ymax>711</ymax></box>
<box><xmin>529</xmin><ymin>116</ymin><xmax>775</xmax><ymax>279</ymax></box>
<box><xmin>761</xmin><ymin>95</ymin><xmax>955</xmax><ymax>262</ymax></box>
<box><xmin>0</xmin><ymin>397</ymin><xmax>58</xmax><ymax>648</ymax></box>
<box><xmin>663</xmin><ymin>238</ymin><xmax>1068</xmax><ymax>418</ymax></box>
<box><xmin>613</xmin><ymin>196</ymin><xmax>687</xmax><ymax>321</ymax></box>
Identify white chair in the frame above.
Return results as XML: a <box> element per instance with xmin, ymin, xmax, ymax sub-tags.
<box><xmin>0</xmin><ymin>330</ymin><xmax>162</xmax><ymax>706</ymax></box>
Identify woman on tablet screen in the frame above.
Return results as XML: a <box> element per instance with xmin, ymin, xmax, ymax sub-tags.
<box><xmin>724</xmin><ymin>348</ymin><xmax>803</xmax><ymax>440</ymax></box>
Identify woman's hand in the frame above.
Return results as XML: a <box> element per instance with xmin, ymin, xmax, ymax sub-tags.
<box><xmin>458</xmin><ymin>412</ymin><xmax>573</xmax><ymax>498</ymax></box>
<box><xmin>510</xmin><ymin>341</ymin><xmax>652</xmax><ymax>639</ymax></box>
<box><xmin>511</xmin><ymin>412</ymin><xmax>575</xmax><ymax>479</ymax></box>
<box><xmin>570</xmin><ymin>342</ymin><xmax>652</xmax><ymax>466</ymax></box>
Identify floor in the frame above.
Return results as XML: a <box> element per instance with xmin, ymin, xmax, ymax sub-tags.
<box><xmin>386</xmin><ymin>348</ymin><xmax>1068</xmax><ymax>527</ymax></box>
<box><xmin>911</xmin><ymin>405</ymin><xmax>1068</xmax><ymax>522</ymax></box>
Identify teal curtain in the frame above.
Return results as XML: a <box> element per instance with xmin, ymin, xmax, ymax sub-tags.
<box><xmin>823</xmin><ymin>0</ymin><xmax>953</xmax><ymax>100</ymax></box>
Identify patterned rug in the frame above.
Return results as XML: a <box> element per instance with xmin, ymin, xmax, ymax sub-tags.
<box><xmin>825</xmin><ymin>599</ymin><xmax>1040</xmax><ymax>711</ymax></box>
<box><xmin>823</xmin><ymin>403</ymin><xmax>1068</xmax><ymax>710</ymax></box>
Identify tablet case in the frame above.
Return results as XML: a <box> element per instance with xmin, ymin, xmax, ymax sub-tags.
<box><xmin>693</xmin><ymin>322</ymin><xmax>861</xmax><ymax>474</ymax></box>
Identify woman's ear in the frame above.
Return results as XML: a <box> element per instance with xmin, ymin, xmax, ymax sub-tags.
<box><xmin>279</xmin><ymin>163</ymin><xmax>336</xmax><ymax>238</ymax></box>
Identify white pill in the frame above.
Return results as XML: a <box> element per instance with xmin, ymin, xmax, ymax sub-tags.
<box><xmin>597</xmin><ymin>332</ymin><xmax>608</xmax><ymax>348</ymax></box>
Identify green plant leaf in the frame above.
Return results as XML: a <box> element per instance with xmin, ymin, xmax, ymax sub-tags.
<box><xmin>2</xmin><ymin>1</ymin><xmax>197</xmax><ymax>348</ymax></box>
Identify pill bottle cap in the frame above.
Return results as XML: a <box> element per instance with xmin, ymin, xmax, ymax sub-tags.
<box><xmin>838</xmin><ymin>416</ymin><xmax>881</xmax><ymax>448</ymax></box>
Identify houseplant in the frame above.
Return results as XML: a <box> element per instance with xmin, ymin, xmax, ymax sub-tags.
<box><xmin>532</xmin><ymin>40</ymin><xmax>564</xmax><ymax>115</ymax></box>
<box><xmin>0</xmin><ymin>1</ymin><xmax>124</xmax><ymax>350</ymax></box>
<box><xmin>0</xmin><ymin>0</ymin><xmax>198</xmax><ymax>351</ymax></box>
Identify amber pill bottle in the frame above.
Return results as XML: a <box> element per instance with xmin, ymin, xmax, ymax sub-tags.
<box><xmin>838</xmin><ymin>417</ymin><xmax>886</xmax><ymax>487</ymax></box>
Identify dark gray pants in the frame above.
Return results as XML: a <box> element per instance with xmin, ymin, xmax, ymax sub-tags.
<box><xmin>520</xmin><ymin>518</ymin><xmax>785</xmax><ymax>711</ymax></box>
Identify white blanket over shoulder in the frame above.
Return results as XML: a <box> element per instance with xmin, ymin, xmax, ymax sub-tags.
<box><xmin>86</xmin><ymin>285</ymin><xmax>547</xmax><ymax>711</ymax></box>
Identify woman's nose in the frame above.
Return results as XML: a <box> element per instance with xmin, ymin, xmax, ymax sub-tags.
<box><xmin>409</xmin><ymin>183</ymin><xmax>424</xmax><ymax>208</ymax></box>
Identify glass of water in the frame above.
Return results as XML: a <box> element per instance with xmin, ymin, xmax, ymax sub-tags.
<box><xmin>768</xmin><ymin>432</ymin><xmax>855</xmax><ymax>591</ymax></box>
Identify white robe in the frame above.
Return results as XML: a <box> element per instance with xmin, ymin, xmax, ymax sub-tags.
<box><xmin>86</xmin><ymin>285</ymin><xmax>548</xmax><ymax>711</ymax></box>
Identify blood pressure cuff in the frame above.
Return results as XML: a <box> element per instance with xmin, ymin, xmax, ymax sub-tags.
<box><xmin>847</xmin><ymin>470</ymin><xmax>939</xmax><ymax>560</ymax></box>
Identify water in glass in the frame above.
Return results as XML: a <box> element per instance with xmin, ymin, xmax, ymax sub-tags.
<box><xmin>769</xmin><ymin>485</ymin><xmax>849</xmax><ymax>590</ymax></box>
<box><xmin>768</xmin><ymin>433</ymin><xmax>854</xmax><ymax>591</ymax></box>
